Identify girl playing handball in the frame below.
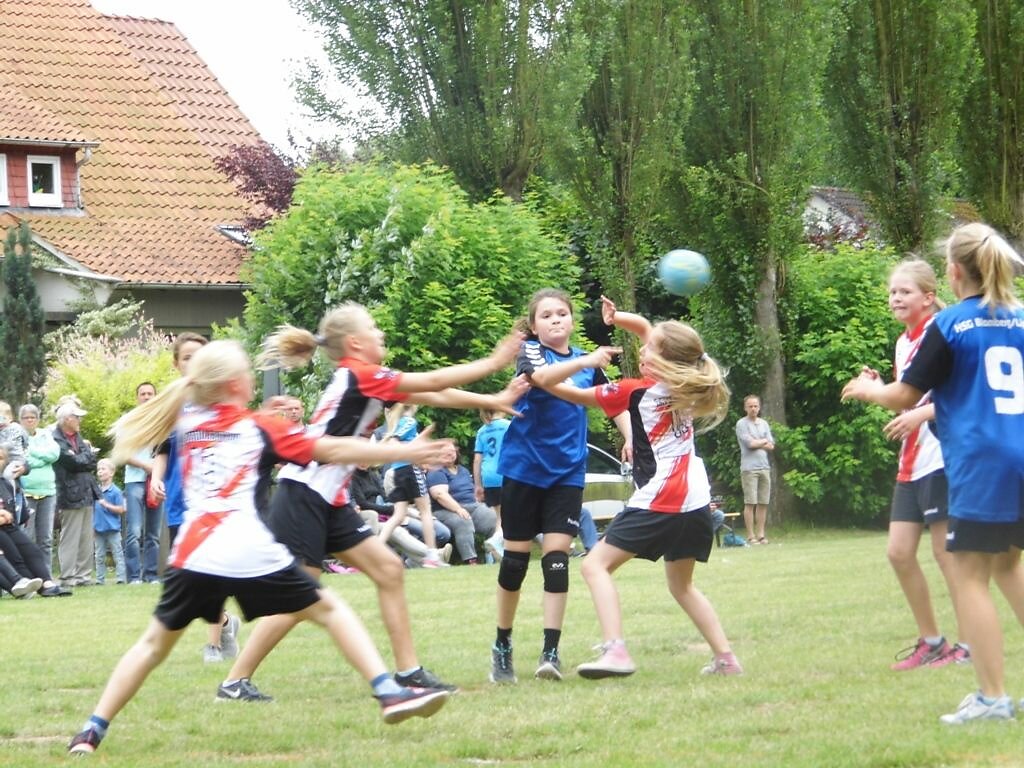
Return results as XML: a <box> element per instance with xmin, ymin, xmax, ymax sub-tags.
<box><xmin>218</xmin><ymin>302</ymin><xmax>524</xmax><ymax>699</ymax></box>
<box><xmin>490</xmin><ymin>288</ymin><xmax>630</xmax><ymax>684</ymax></box>
<box><xmin>68</xmin><ymin>341</ymin><xmax>453</xmax><ymax>755</ymax></box>
<box><xmin>870</xmin><ymin>259</ymin><xmax>967</xmax><ymax>669</ymax></box>
<box><xmin>539</xmin><ymin>296</ymin><xmax>742</xmax><ymax>679</ymax></box>
<box><xmin>843</xmin><ymin>223</ymin><xmax>1024</xmax><ymax>723</ymax></box>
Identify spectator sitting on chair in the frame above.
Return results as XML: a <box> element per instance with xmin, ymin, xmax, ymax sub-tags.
<box><xmin>426</xmin><ymin>444</ymin><xmax>497</xmax><ymax>564</ymax></box>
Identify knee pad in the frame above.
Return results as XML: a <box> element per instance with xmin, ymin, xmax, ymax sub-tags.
<box><xmin>541</xmin><ymin>551</ymin><xmax>569</xmax><ymax>594</ymax></box>
<box><xmin>497</xmin><ymin>550</ymin><xmax>530</xmax><ymax>592</ymax></box>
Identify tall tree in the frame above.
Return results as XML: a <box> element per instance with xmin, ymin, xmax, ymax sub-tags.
<box><xmin>825</xmin><ymin>0</ymin><xmax>976</xmax><ymax>251</ymax></box>
<box><xmin>0</xmin><ymin>223</ymin><xmax>47</xmax><ymax>405</ymax></box>
<box><xmin>557</xmin><ymin>0</ymin><xmax>691</xmax><ymax>374</ymax></box>
<box><xmin>295</xmin><ymin>0</ymin><xmax>589</xmax><ymax>200</ymax></box>
<box><xmin>675</xmin><ymin>0</ymin><xmax>834</xmax><ymax>518</ymax></box>
<box><xmin>961</xmin><ymin>0</ymin><xmax>1024</xmax><ymax>240</ymax></box>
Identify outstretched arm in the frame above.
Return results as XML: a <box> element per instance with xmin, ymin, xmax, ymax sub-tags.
<box><xmin>406</xmin><ymin>375</ymin><xmax>529</xmax><ymax>417</ymax></box>
<box><xmin>312</xmin><ymin>427</ymin><xmax>451</xmax><ymax>468</ymax></box>
<box><xmin>396</xmin><ymin>331</ymin><xmax>524</xmax><ymax>393</ymax></box>
<box><xmin>602</xmin><ymin>295</ymin><xmax>653</xmax><ymax>344</ymax></box>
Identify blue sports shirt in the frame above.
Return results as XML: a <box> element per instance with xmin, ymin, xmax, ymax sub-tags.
<box><xmin>901</xmin><ymin>296</ymin><xmax>1024</xmax><ymax>523</ymax></box>
<box><xmin>498</xmin><ymin>341</ymin><xmax>606</xmax><ymax>489</ymax></box>
<box><xmin>474</xmin><ymin>418</ymin><xmax>511</xmax><ymax>488</ymax></box>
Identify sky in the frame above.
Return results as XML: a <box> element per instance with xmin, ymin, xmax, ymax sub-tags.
<box><xmin>90</xmin><ymin>0</ymin><xmax>346</xmax><ymax>152</ymax></box>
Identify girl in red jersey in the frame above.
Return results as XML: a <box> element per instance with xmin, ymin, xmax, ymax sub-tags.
<box><xmin>865</xmin><ymin>260</ymin><xmax>966</xmax><ymax>670</ymax></box>
<box><xmin>68</xmin><ymin>341</ymin><xmax>454</xmax><ymax>755</ymax></box>
<box><xmin>532</xmin><ymin>296</ymin><xmax>741</xmax><ymax>679</ymax></box>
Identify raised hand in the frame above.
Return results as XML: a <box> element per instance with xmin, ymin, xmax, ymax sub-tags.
<box><xmin>404</xmin><ymin>425</ymin><xmax>455</xmax><ymax>466</ymax></box>
<box><xmin>493</xmin><ymin>374</ymin><xmax>530</xmax><ymax>416</ymax></box>
<box><xmin>600</xmin><ymin>295</ymin><xmax>618</xmax><ymax>326</ymax></box>
<box><xmin>586</xmin><ymin>346</ymin><xmax>622</xmax><ymax>370</ymax></box>
<box><xmin>490</xmin><ymin>330</ymin><xmax>527</xmax><ymax>370</ymax></box>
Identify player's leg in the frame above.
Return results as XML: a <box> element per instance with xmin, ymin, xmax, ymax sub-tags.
<box><xmin>576</xmin><ymin>539</ymin><xmax>636</xmax><ymax>679</ymax></box>
<box><xmin>665</xmin><ymin>557</ymin><xmax>740</xmax><ymax>675</ymax></box>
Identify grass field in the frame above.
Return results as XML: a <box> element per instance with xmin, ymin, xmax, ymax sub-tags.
<box><xmin>3</xmin><ymin>529</ymin><xmax>1023</xmax><ymax>767</ymax></box>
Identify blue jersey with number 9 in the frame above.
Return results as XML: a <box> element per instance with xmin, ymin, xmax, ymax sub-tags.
<box><xmin>902</xmin><ymin>296</ymin><xmax>1024</xmax><ymax>522</ymax></box>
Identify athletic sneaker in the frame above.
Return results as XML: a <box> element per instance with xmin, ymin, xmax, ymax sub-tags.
<box><xmin>68</xmin><ymin>728</ymin><xmax>102</xmax><ymax>754</ymax></box>
<box><xmin>931</xmin><ymin>642</ymin><xmax>971</xmax><ymax>667</ymax></box>
<box><xmin>940</xmin><ymin>691</ymin><xmax>1015</xmax><ymax>725</ymax></box>
<box><xmin>535</xmin><ymin>649</ymin><xmax>563</xmax><ymax>681</ymax></box>
<box><xmin>217</xmin><ymin>677</ymin><xmax>274</xmax><ymax>702</ymax></box>
<box><xmin>700</xmin><ymin>655</ymin><xmax>744</xmax><ymax>676</ymax></box>
<box><xmin>483</xmin><ymin>534</ymin><xmax>504</xmax><ymax>563</ymax></box>
<box><xmin>220</xmin><ymin>614</ymin><xmax>241</xmax><ymax>659</ymax></box>
<box><xmin>577</xmin><ymin>641</ymin><xmax>636</xmax><ymax>679</ymax></box>
<box><xmin>891</xmin><ymin>638</ymin><xmax>949</xmax><ymax>670</ymax></box>
<box><xmin>395</xmin><ymin>666</ymin><xmax>458</xmax><ymax>692</ymax></box>
<box><xmin>422</xmin><ymin>548</ymin><xmax>451</xmax><ymax>568</ymax></box>
<box><xmin>11</xmin><ymin>577</ymin><xmax>42</xmax><ymax>598</ymax></box>
<box><xmin>489</xmin><ymin>643</ymin><xmax>517</xmax><ymax>684</ymax></box>
<box><xmin>375</xmin><ymin>686</ymin><xmax>450</xmax><ymax>724</ymax></box>
<box><xmin>202</xmin><ymin>643</ymin><xmax>224</xmax><ymax>663</ymax></box>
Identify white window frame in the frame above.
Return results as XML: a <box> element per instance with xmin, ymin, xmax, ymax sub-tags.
<box><xmin>27</xmin><ymin>154</ymin><xmax>62</xmax><ymax>207</ymax></box>
<box><xmin>0</xmin><ymin>154</ymin><xmax>8</xmax><ymax>205</ymax></box>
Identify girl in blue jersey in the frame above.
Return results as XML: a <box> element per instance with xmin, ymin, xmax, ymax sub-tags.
<box><xmin>490</xmin><ymin>288</ymin><xmax>630</xmax><ymax>684</ymax></box>
<box><xmin>843</xmin><ymin>222</ymin><xmax>1024</xmax><ymax>724</ymax></box>
<box><xmin>531</xmin><ymin>296</ymin><xmax>740</xmax><ymax>679</ymax></box>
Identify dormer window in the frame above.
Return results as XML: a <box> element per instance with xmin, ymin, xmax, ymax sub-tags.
<box><xmin>0</xmin><ymin>154</ymin><xmax>8</xmax><ymax>205</ymax></box>
<box><xmin>28</xmin><ymin>155</ymin><xmax>62</xmax><ymax>207</ymax></box>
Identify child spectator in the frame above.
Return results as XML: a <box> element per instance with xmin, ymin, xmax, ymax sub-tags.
<box><xmin>0</xmin><ymin>400</ymin><xmax>29</xmax><ymax>473</ymax></box>
<box><xmin>93</xmin><ymin>459</ymin><xmax>126</xmax><ymax>585</ymax></box>
<box><xmin>473</xmin><ymin>408</ymin><xmax>510</xmax><ymax>561</ymax></box>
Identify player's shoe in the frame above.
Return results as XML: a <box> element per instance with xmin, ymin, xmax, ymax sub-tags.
<box><xmin>940</xmin><ymin>691</ymin><xmax>1015</xmax><ymax>725</ymax></box>
<box><xmin>11</xmin><ymin>577</ymin><xmax>43</xmax><ymax>598</ymax></box>
<box><xmin>931</xmin><ymin>642</ymin><xmax>971</xmax><ymax>667</ymax></box>
<box><xmin>68</xmin><ymin>728</ymin><xmax>102</xmax><ymax>755</ymax></box>
<box><xmin>535</xmin><ymin>649</ymin><xmax>563</xmax><ymax>681</ymax></box>
<box><xmin>489</xmin><ymin>643</ymin><xmax>517</xmax><ymax>684</ymax></box>
<box><xmin>422</xmin><ymin>548</ymin><xmax>451</xmax><ymax>568</ymax></box>
<box><xmin>219</xmin><ymin>614</ymin><xmax>242</xmax><ymax>659</ymax></box>
<box><xmin>395</xmin><ymin>666</ymin><xmax>458</xmax><ymax>692</ymax></box>
<box><xmin>202</xmin><ymin>643</ymin><xmax>224</xmax><ymax>663</ymax></box>
<box><xmin>216</xmin><ymin>677</ymin><xmax>273</xmax><ymax>702</ymax></box>
<box><xmin>483</xmin><ymin>534</ymin><xmax>504</xmax><ymax>563</ymax></box>
<box><xmin>577</xmin><ymin>641</ymin><xmax>636</xmax><ymax>679</ymax></box>
<box><xmin>891</xmin><ymin>638</ymin><xmax>949</xmax><ymax>670</ymax></box>
<box><xmin>700</xmin><ymin>654</ymin><xmax>744</xmax><ymax>676</ymax></box>
<box><xmin>375</xmin><ymin>686</ymin><xmax>450</xmax><ymax>724</ymax></box>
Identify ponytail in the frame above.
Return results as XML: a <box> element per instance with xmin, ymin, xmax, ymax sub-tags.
<box><xmin>946</xmin><ymin>222</ymin><xmax>1023</xmax><ymax>310</ymax></box>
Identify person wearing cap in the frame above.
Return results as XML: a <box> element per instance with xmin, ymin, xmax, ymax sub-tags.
<box><xmin>53</xmin><ymin>402</ymin><xmax>100</xmax><ymax>588</ymax></box>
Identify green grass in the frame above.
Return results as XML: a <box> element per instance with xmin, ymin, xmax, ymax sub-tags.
<box><xmin>3</xmin><ymin>529</ymin><xmax>1023</xmax><ymax>767</ymax></box>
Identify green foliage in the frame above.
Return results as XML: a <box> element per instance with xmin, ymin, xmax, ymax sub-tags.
<box><xmin>0</xmin><ymin>223</ymin><xmax>47</xmax><ymax>406</ymax></box>
<box><xmin>243</xmin><ymin>161</ymin><xmax>580</xmax><ymax>443</ymax></box>
<box><xmin>777</xmin><ymin>244</ymin><xmax>903</xmax><ymax>524</ymax></box>
<box><xmin>960</xmin><ymin>0</ymin><xmax>1024</xmax><ymax>240</ymax></box>
<box><xmin>824</xmin><ymin>0</ymin><xmax>977</xmax><ymax>251</ymax></box>
<box><xmin>44</xmin><ymin>320</ymin><xmax>177</xmax><ymax>457</ymax></box>
<box><xmin>295</xmin><ymin>0</ymin><xmax>590</xmax><ymax>200</ymax></box>
<box><xmin>45</xmin><ymin>298</ymin><xmax>148</xmax><ymax>360</ymax></box>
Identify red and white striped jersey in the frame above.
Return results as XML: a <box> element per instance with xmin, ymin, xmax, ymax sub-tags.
<box><xmin>894</xmin><ymin>317</ymin><xmax>944</xmax><ymax>482</ymax></box>
<box><xmin>171</xmin><ymin>403</ymin><xmax>317</xmax><ymax>577</ymax></box>
<box><xmin>595</xmin><ymin>378</ymin><xmax>710</xmax><ymax>514</ymax></box>
<box><xmin>276</xmin><ymin>357</ymin><xmax>409</xmax><ymax>506</ymax></box>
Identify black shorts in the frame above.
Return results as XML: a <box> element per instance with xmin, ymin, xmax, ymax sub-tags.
<box><xmin>890</xmin><ymin>470</ymin><xmax>949</xmax><ymax>526</ymax></box>
<box><xmin>604</xmin><ymin>506</ymin><xmax>714</xmax><ymax>563</ymax></box>
<box><xmin>154</xmin><ymin>563</ymin><xmax>320</xmax><ymax>631</ymax></box>
<box><xmin>387</xmin><ymin>465</ymin><xmax>427</xmax><ymax>503</ymax></box>
<box><xmin>946</xmin><ymin>516</ymin><xmax>1024</xmax><ymax>554</ymax></box>
<box><xmin>483</xmin><ymin>486</ymin><xmax>502</xmax><ymax>508</ymax></box>
<box><xmin>269</xmin><ymin>480</ymin><xmax>374</xmax><ymax>567</ymax></box>
<box><xmin>500</xmin><ymin>478</ymin><xmax>582</xmax><ymax>541</ymax></box>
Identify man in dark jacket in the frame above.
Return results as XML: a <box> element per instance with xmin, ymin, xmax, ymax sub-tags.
<box><xmin>53</xmin><ymin>402</ymin><xmax>98</xmax><ymax>587</ymax></box>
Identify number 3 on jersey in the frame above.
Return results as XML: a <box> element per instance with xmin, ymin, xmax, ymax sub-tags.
<box><xmin>985</xmin><ymin>346</ymin><xmax>1024</xmax><ymax>415</ymax></box>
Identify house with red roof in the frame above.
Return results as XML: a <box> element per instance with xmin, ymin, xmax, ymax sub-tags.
<box><xmin>0</xmin><ymin>0</ymin><xmax>263</xmax><ymax>331</ymax></box>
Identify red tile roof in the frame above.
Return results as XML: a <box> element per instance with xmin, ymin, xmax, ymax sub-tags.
<box><xmin>0</xmin><ymin>0</ymin><xmax>264</xmax><ymax>285</ymax></box>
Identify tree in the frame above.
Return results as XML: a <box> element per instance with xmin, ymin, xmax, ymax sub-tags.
<box><xmin>293</xmin><ymin>0</ymin><xmax>589</xmax><ymax>200</ymax></box>
<box><xmin>672</xmin><ymin>0</ymin><xmax>835</xmax><ymax>521</ymax></box>
<box><xmin>556</xmin><ymin>0</ymin><xmax>691</xmax><ymax>374</ymax></box>
<box><xmin>243</xmin><ymin>161</ymin><xmax>580</xmax><ymax>444</ymax></box>
<box><xmin>214</xmin><ymin>142</ymin><xmax>299</xmax><ymax>230</ymax></box>
<box><xmin>824</xmin><ymin>0</ymin><xmax>977</xmax><ymax>252</ymax></box>
<box><xmin>0</xmin><ymin>223</ymin><xmax>47</xmax><ymax>406</ymax></box>
<box><xmin>961</xmin><ymin>0</ymin><xmax>1024</xmax><ymax>241</ymax></box>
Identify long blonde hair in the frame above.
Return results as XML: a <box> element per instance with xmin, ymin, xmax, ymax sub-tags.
<box><xmin>110</xmin><ymin>341</ymin><xmax>250</xmax><ymax>465</ymax></box>
<box><xmin>890</xmin><ymin>258</ymin><xmax>945</xmax><ymax>311</ymax></box>
<box><xmin>644</xmin><ymin>320</ymin><xmax>730</xmax><ymax>434</ymax></box>
<box><xmin>257</xmin><ymin>302</ymin><xmax>370</xmax><ymax>370</ymax></box>
<box><xmin>945</xmin><ymin>222</ymin><xmax>1022</xmax><ymax>309</ymax></box>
